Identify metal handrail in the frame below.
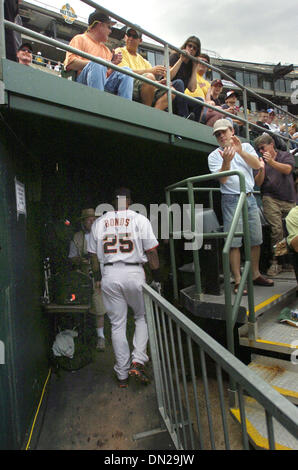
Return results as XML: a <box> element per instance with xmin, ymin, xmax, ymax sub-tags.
<box><xmin>143</xmin><ymin>284</ymin><xmax>298</xmax><ymax>449</ymax></box>
<box><xmin>165</xmin><ymin>170</ymin><xmax>255</xmax><ymax>357</ymax></box>
<box><xmin>1</xmin><ymin>0</ymin><xmax>297</xmax><ymax>147</ymax></box>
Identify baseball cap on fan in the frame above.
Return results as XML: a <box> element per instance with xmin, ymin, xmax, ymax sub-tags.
<box><xmin>226</xmin><ymin>90</ymin><xmax>236</xmax><ymax>98</ymax></box>
<box><xmin>88</xmin><ymin>10</ymin><xmax>116</xmax><ymax>26</ymax></box>
<box><xmin>126</xmin><ymin>27</ymin><xmax>142</xmax><ymax>39</ymax></box>
<box><xmin>212</xmin><ymin>119</ymin><xmax>233</xmax><ymax>135</ymax></box>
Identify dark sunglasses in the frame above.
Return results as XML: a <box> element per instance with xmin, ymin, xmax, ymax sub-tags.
<box><xmin>20</xmin><ymin>48</ymin><xmax>32</xmax><ymax>53</ymax></box>
<box><xmin>258</xmin><ymin>146</ymin><xmax>266</xmax><ymax>152</ymax></box>
<box><xmin>186</xmin><ymin>43</ymin><xmax>197</xmax><ymax>51</ymax></box>
<box><xmin>127</xmin><ymin>32</ymin><xmax>139</xmax><ymax>39</ymax></box>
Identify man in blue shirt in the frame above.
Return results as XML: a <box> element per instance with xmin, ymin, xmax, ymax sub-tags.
<box><xmin>208</xmin><ymin>119</ymin><xmax>274</xmax><ymax>294</ymax></box>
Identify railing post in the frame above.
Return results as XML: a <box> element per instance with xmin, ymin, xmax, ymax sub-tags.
<box><xmin>166</xmin><ymin>190</ymin><xmax>179</xmax><ymax>302</ymax></box>
<box><xmin>187</xmin><ymin>181</ymin><xmax>202</xmax><ymax>298</ymax></box>
<box><xmin>0</xmin><ymin>0</ymin><xmax>6</xmax><ymax>80</ymax></box>
<box><xmin>285</xmin><ymin>113</ymin><xmax>290</xmax><ymax>152</ymax></box>
<box><xmin>164</xmin><ymin>44</ymin><xmax>172</xmax><ymax>115</ymax></box>
<box><xmin>242</xmin><ymin>89</ymin><xmax>250</xmax><ymax>140</ymax></box>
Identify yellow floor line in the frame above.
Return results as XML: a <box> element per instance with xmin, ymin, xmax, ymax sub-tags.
<box><xmin>256</xmin><ymin>339</ymin><xmax>298</xmax><ymax>348</ymax></box>
<box><xmin>230</xmin><ymin>408</ymin><xmax>292</xmax><ymax>450</ymax></box>
<box><xmin>246</xmin><ymin>294</ymin><xmax>281</xmax><ymax>316</ymax></box>
<box><xmin>273</xmin><ymin>386</ymin><xmax>298</xmax><ymax>399</ymax></box>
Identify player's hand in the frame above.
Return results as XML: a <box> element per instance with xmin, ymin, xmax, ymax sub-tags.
<box><xmin>150</xmin><ymin>281</ymin><xmax>162</xmax><ymax>294</ymax></box>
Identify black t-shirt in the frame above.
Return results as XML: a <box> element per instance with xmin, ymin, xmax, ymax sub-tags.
<box><xmin>169</xmin><ymin>52</ymin><xmax>194</xmax><ymax>89</ymax></box>
<box><xmin>255</xmin><ymin>151</ymin><xmax>296</xmax><ymax>202</ymax></box>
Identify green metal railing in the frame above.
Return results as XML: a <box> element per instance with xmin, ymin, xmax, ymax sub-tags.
<box><xmin>0</xmin><ymin>0</ymin><xmax>297</xmax><ymax>149</ymax></box>
<box><xmin>143</xmin><ymin>284</ymin><xmax>298</xmax><ymax>450</ymax></box>
<box><xmin>166</xmin><ymin>170</ymin><xmax>255</xmax><ymax>357</ymax></box>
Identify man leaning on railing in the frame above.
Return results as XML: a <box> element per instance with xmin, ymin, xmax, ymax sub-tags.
<box><xmin>64</xmin><ymin>10</ymin><xmax>133</xmax><ymax>100</ymax></box>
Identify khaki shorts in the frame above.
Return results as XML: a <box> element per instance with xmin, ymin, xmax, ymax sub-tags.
<box><xmin>133</xmin><ymin>73</ymin><xmax>157</xmax><ymax>103</ymax></box>
<box><xmin>286</xmin><ymin>205</ymin><xmax>298</xmax><ymax>247</ymax></box>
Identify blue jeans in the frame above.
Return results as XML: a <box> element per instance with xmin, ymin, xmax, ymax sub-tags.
<box><xmin>221</xmin><ymin>193</ymin><xmax>263</xmax><ymax>248</ymax></box>
<box><xmin>76</xmin><ymin>62</ymin><xmax>133</xmax><ymax>100</ymax></box>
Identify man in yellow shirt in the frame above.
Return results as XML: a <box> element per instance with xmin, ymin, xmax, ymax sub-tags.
<box><xmin>115</xmin><ymin>28</ymin><xmax>168</xmax><ymax>108</ymax></box>
<box><xmin>64</xmin><ymin>11</ymin><xmax>133</xmax><ymax>99</ymax></box>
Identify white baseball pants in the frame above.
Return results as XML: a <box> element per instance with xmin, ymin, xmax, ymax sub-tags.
<box><xmin>101</xmin><ymin>263</ymin><xmax>149</xmax><ymax>380</ymax></box>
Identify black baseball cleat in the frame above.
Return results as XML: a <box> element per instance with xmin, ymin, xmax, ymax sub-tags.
<box><xmin>118</xmin><ymin>377</ymin><xmax>129</xmax><ymax>389</ymax></box>
<box><xmin>129</xmin><ymin>362</ymin><xmax>150</xmax><ymax>384</ymax></box>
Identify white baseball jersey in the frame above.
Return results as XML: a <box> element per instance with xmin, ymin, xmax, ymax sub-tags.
<box><xmin>88</xmin><ymin>209</ymin><xmax>158</xmax><ymax>264</ymax></box>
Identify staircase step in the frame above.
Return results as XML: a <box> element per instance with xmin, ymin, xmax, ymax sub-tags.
<box><xmin>230</xmin><ymin>397</ymin><xmax>298</xmax><ymax>450</ymax></box>
<box><xmin>239</xmin><ymin>299</ymin><xmax>298</xmax><ymax>355</ymax></box>
<box><xmin>248</xmin><ymin>355</ymin><xmax>298</xmax><ymax>404</ymax></box>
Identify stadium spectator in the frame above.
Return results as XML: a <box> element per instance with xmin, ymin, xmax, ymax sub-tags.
<box><xmin>4</xmin><ymin>0</ymin><xmax>20</xmax><ymax>62</ymax></box>
<box><xmin>35</xmin><ymin>51</ymin><xmax>45</xmax><ymax>66</ymax></box>
<box><xmin>254</xmin><ymin>109</ymin><xmax>287</xmax><ymax>151</ymax></box>
<box><xmin>208</xmin><ymin>119</ymin><xmax>274</xmax><ymax>294</ymax></box>
<box><xmin>185</xmin><ymin>53</ymin><xmax>211</xmax><ymax>121</ymax></box>
<box><xmin>256</xmin><ymin>109</ymin><xmax>269</xmax><ymax>129</ymax></box>
<box><xmin>114</xmin><ymin>27</ymin><xmax>168</xmax><ymax>108</ymax></box>
<box><xmin>16</xmin><ymin>42</ymin><xmax>33</xmax><ymax>66</ymax></box>
<box><xmin>289</xmin><ymin>123</ymin><xmax>298</xmax><ymax>149</ymax></box>
<box><xmin>202</xmin><ymin>79</ymin><xmax>226</xmax><ymax>127</ymax></box>
<box><xmin>254</xmin><ymin>133</ymin><xmax>296</xmax><ymax>276</ymax></box>
<box><xmin>153</xmin><ymin>35</ymin><xmax>202</xmax><ymax>118</ymax></box>
<box><xmin>266</xmin><ymin>109</ymin><xmax>280</xmax><ymax>133</ymax></box>
<box><xmin>221</xmin><ymin>90</ymin><xmax>244</xmax><ymax>135</ymax></box>
<box><xmin>54</xmin><ymin>61</ymin><xmax>63</xmax><ymax>73</ymax></box>
<box><xmin>64</xmin><ymin>10</ymin><xmax>133</xmax><ymax>100</ymax></box>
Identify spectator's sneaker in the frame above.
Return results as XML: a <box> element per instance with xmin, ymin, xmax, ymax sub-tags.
<box><xmin>267</xmin><ymin>262</ymin><xmax>282</xmax><ymax>277</ymax></box>
<box><xmin>96</xmin><ymin>337</ymin><xmax>105</xmax><ymax>352</ymax></box>
<box><xmin>129</xmin><ymin>362</ymin><xmax>150</xmax><ymax>384</ymax></box>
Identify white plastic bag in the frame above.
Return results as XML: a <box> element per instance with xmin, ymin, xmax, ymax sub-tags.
<box><xmin>52</xmin><ymin>329</ymin><xmax>78</xmax><ymax>359</ymax></box>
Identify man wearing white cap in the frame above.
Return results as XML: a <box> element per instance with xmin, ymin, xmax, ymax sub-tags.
<box><xmin>208</xmin><ymin>119</ymin><xmax>274</xmax><ymax>294</ymax></box>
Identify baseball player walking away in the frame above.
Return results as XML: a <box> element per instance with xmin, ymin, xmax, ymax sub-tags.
<box><xmin>88</xmin><ymin>188</ymin><xmax>161</xmax><ymax>388</ymax></box>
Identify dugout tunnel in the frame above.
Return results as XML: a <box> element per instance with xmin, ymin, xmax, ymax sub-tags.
<box><xmin>0</xmin><ymin>59</ymin><xmax>221</xmax><ymax>449</ymax></box>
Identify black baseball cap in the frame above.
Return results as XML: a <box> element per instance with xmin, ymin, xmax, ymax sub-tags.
<box><xmin>18</xmin><ymin>42</ymin><xmax>33</xmax><ymax>52</ymax></box>
<box><xmin>88</xmin><ymin>10</ymin><xmax>116</xmax><ymax>26</ymax></box>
